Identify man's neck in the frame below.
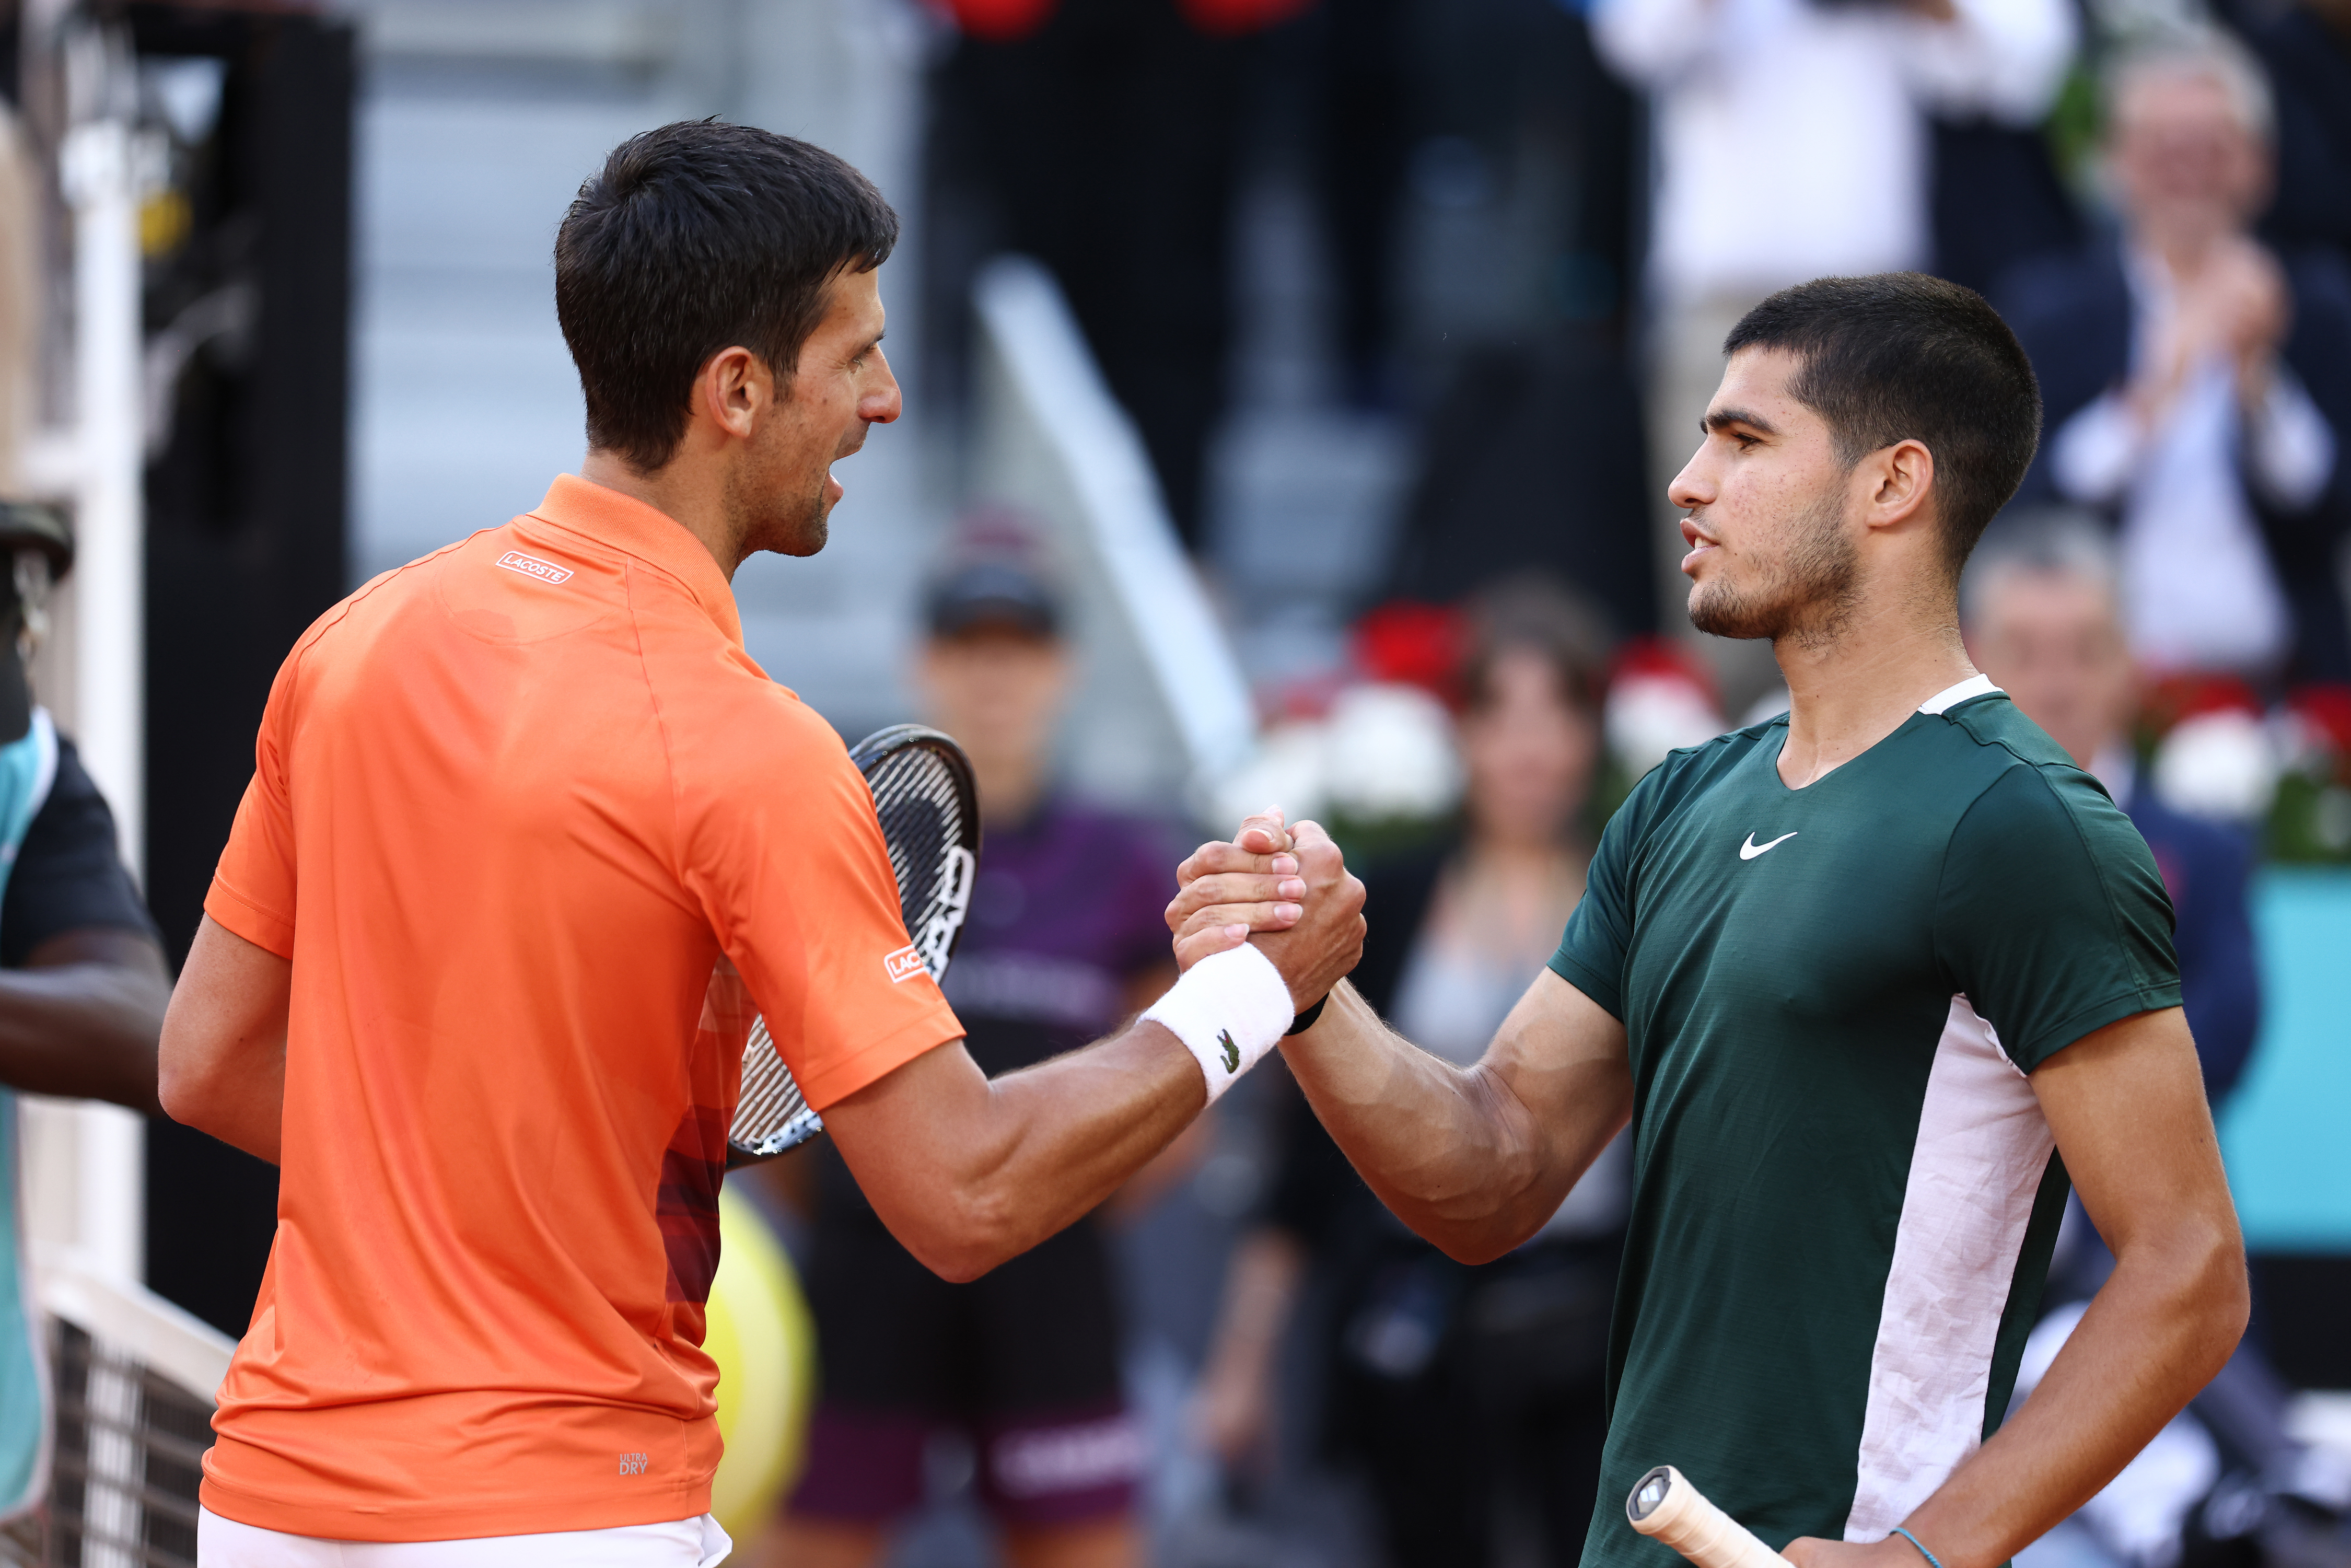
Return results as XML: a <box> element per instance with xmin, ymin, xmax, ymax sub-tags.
<box><xmin>1773</xmin><ymin>600</ymin><xmax>1976</xmax><ymax>789</ymax></box>
<box><xmin>578</xmin><ymin>448</ymin><xmax>744</xmax><ymax>580</ymax></box>
<box><xmin>2134</xmin><ymin>218</ymin><xmax>2229</xmax><ymax>286</ymax></box>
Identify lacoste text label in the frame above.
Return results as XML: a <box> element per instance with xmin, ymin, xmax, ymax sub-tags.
<box><xmin>496</xmin><ymin>550</ymin><xmax>574</xmax><ymax>585</ymax></box>
<box><xmin>884</xmin><ymin>944</ymin><xmax>926</xmax><ymax>983</ymax></box>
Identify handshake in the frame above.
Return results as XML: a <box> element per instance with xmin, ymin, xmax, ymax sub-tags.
<box><xmin>1157</xmin><ymin>807</ymin><xmax>1369</xmax><ymax>1052</ymax></box>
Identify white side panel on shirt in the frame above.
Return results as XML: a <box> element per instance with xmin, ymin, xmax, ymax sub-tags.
<box><xmin>1843</xmin><ymin>996</ymin><xmax>2055</xmax><ymax>1542</ymax></box>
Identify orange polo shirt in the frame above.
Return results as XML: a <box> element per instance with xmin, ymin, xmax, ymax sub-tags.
<box><xmin>198</xmin><ymin>474</ymin><xmax>962</xmax><ymax>1541</ymax></box>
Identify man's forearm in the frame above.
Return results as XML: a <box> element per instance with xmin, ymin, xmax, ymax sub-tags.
<box><xmin>1898</xmin><ymin>1218</ymin><xmax>2247</xmax><ymax>1568</ymax></box>
<box><xmin>167</xmin><ymin>1055</ymin><xmax>285</xmax><ymax>1164</ymax></box>
<box><xmin>1281</xmin><ymin>977</ymin><xmax>1629</xmax><ymax>1262</ymax></box>
<box><xmin>1169</xmin><ymin>823</ymin><xmax>1630</xmax><ymax>1262</ymax></box>
<box><xmin>0</xmin><ymin>933</ymin><xmax>171</xmax><ymax>1116</ymax></box>
<box><xmin>827</xmin><ymin>1020</ymin><xmax>1208</xmax><ymax>1282</ymax></box>
<box><xmin>968</xmin><ymin>1020</ymin><xmax>1209</xmax><ymax>1258</ymax></box>
<box><xmin>0</xmin><ymin>965</ymin><xmax>170</xmax><ymax>1114</ymax></box>
<box><xmin>158</xmin><ymin>915</ymin><xmax>290</xmax><ymax>1163</ymax></box>
<box><xmin>841</xmin><ymin>811</ymin><xmax>1367</xmax><ymax>1283</ymax></box>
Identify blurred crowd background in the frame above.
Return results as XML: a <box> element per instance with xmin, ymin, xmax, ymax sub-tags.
<box><xmin>2</xmin><ymin>0</ymin><xmax>2350</xmax><ymax>1565</ymax></box>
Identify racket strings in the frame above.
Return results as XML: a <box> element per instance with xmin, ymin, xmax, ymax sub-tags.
<box><xmin>867</xmin><ymin>747</ymin><xmax>971</xmax><ymax>949</ymax></box>
<box><xmin>728</xmin><ymin>733</ymin><xmax>979</xmax><ymax>1160</ymax></box>
<box><xmin>731</xmin><ymin>1018</ymin><xmax>817</xmax><ymax>1157</ymax></box>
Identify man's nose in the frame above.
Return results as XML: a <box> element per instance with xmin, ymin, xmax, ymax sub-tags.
<box><xmin>863</xmin><ymin>348</ymin><xmax>903</xmax><ymax>425</ymax></box>
<box><xmin>1667</xmin><ymin>447</ymin><xmax>1712</xmax><ymax>513</ymax></box>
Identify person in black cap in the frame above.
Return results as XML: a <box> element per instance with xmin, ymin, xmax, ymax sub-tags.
<box><xmin>0</xmin><ymin>500</ymin><xmax>172</xmax><ymax>1519</ymax></box>
<box><xmin>770</xmin><ymin>537</ymin><xmax>1188</xmax><ymax>1568</ymax></box>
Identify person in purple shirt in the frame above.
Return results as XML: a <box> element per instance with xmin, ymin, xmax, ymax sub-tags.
<box><xmin>773</xmin><ymin>542</ymin><xmax>1180</xmax><ymax>1568</ymax></box>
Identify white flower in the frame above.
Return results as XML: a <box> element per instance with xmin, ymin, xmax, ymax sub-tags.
<box><xmin>1324</xmin><ymin>684</ymin><xmax>1463</xmax><ymax>822</ymax></box>
<box><xmin>2153</xmin><ymin>710</ymin><xmax>2278</xmax><ymax>823</ymax></box>
<box><xmin>1205</xmin><ymin>720</ymin><xmax>1331</xmax><ymax>831</ymax></box>
<box><xmin>1205</xmin><ymin>683</ymin><xmax>1465</xmax><ymax>831</ymax></box>
<box><xmin>1607</xmin><ymin>673</ymin><xmax>1725</xmax><ymax>777</ymax></box>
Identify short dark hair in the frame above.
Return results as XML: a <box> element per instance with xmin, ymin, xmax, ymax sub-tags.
<box><xmin>555</xmin><ymin>120</ymin><xmax>900</xmax><ymax>472</ymax></box>
<box><xmin>1723</xmin><ymin>274</ymin><xmax>2042</xmax><ymax>579</ymax></box>
<box><xmin>1460</xmin><ymin>574</ymin><xmax>1610</xmax><ymax>718</ymax></box>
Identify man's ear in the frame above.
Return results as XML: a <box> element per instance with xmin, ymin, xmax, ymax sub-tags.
<box><xmin>695</xmin><ymin>345</ymin><xmax>765</xmax><ymax>441</ymax></box>
<box><xmin>1864</xmin><ymin>438</ymin><xmax>1936</xmax><ymax>532</ymax></box>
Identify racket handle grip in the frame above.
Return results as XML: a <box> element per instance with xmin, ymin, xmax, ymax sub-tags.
<box><xmin>1626</xmin><ymin>1466</ymin><xmax>1793</xmax><ymax>1568</ymax></box>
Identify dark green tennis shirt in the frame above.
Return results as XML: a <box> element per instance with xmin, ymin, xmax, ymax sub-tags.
<box><xmin>1549</xmin><ymin>679</ymin><xmax>2181</xmax><ymax>1568</ymax></box>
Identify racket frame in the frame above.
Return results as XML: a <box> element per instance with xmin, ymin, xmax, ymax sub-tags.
<box><xmin>724</xmin><ymin>724</ymin><xmax>980</xmax><ymax>1165</ymax></box>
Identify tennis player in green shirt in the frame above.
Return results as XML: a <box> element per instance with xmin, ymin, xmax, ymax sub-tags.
<box><xmin>1173</xmin><ymin>273</ymin><xmax>2247</xmax><ymax>1568</ymax></box>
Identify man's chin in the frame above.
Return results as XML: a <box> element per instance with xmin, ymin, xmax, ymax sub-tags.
<box><xmin>1687</xmin><ymin>585</ymin><xmax>1779</xmax><ymax>642</ymax></box>
<box><xmin>758</xmin><ymin>495</ymin><xmax>832</xmax><ymax>559</ymax></box>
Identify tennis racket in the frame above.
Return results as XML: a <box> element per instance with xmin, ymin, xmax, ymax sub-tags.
<box><xmin>725</xmin><ymin>724</ymin><xmax>981</xmax><ymax>1164</ymax></box>
<box><xmin>1627</xmin><ymin>1466</ymin><xmax>1794</xmax><ymax>1568</ymax></box>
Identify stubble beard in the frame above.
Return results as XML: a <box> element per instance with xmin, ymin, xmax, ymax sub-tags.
<box><xmin>727</xmin><ymin>439</ymin><xmax>833</xmax><ymax>560</ymax></box>
<box><xmin>775</xmin><ymin>481</ymin><xmax>829</xmax><ymax>557</ymax></box>
<box><xmin>1686</xmin><ymin>487</ymin><xmax>1860</xmax><ymax>651</ymax></box>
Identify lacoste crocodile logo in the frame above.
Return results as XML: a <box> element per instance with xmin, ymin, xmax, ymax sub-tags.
<box><xmin>1218</xmin><ymin>1030</ymin><xmax>1239</xmax><ymax>1074</ymax></box>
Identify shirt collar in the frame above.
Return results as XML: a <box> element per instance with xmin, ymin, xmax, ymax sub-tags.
<box><xmin>527</xmin><ymin>473</ymin><xmax>743</xmax><ymax>647</ymax></box>
<box><xmin>1918</xmin><ymin>673</ymin><xmax>2001</xmax><ymax>715</ymax></box>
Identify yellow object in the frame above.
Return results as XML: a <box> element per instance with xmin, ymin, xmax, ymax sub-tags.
<box><xmin>706</xmin><ymin>1184</ymin><xmax>817</xmax><ymax>1541</ymax></box>
<box><xmin>140</xmin><ymin>187</ymin><xmax>191</xmax><ymax>258</ymax></box>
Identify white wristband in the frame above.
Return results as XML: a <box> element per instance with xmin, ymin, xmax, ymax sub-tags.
<box><xmin>1143</xmin><ymin>943</ymin><xmax>1294</xmax><ymax>1104</ymax></box>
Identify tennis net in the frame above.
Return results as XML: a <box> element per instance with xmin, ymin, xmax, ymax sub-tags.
<box><xmin>5</xmin><ymin>1250</ymin><xmax>234</xmax><ymax>1568</ymax></box>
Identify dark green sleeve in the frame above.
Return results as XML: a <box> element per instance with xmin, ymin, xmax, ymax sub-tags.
<box><xmin>1549</xmin><ymin>770</ymin><xmax>1654</xmax><ymax>1021</ymax></box>
<box><xmin>1934</xmin><ymin>763</ymin><xmax>2182</xmax><ymax>1072</ymax></box>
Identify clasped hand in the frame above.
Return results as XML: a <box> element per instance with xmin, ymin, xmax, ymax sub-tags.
<box><xmin>1165</xmin><ymin>808</ymin><xmax>1367</xmax><ymax>1013</ymax></box>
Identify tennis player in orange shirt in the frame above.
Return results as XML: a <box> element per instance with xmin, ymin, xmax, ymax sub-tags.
<box><xmin>157</xmin><ymin>121</ymin><xmax>1360</xmax><ymax>1567</ymax></box>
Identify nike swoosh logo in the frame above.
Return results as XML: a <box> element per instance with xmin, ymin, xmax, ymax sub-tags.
<box><xmin>1740</xmin><ymin>831</ymin><xmax>1798</xmax><ymax>861</ymax></box>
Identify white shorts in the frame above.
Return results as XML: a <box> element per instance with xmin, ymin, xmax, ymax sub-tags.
<box><xmin>196</xmin><ymin>1507</ymin><xmax>731</xmax><ymax>1566</ymax></box>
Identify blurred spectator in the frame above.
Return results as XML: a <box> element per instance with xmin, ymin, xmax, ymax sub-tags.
<box><xmin>2228</xmin><ymin>0</ymin><xmax>2351</xmax><ymax>261</ymax></box>
<box><xmin>1966</xmin><ymin>524</ymin><xmax>2351</xmax><ymax>1568</ymax></box>
<box><xmin>1193</xmin><ymin>578</ymin><xmax>1625</xmax><ymax>1568</ymax></box>
<box><xmin>926</xmin><ymin>0</ymin><xmax>1303</xmax><ymax>548</ymax></box>
<box><xmin>1962</xmin><ymin>517</ymin><xmax>2261</xmax><ymax>1100</ymax></box>
<box><xmin>1999</xmin><ymin>38</ymin><xmax>2351</xmax><ymax>685</ymax></box>
<box><xmin>769</xmin><ymin>541</ymin><xmax>1182</xmax><ymax>1568</ymax></box>
<box><xmin>0</xmin><ymin>503</ymin><xmax>173</xmax><ymax>1517</ymax></box>
<box><xmin>1591</xmin><ymin>0</ymin><xmax>2074</xmax><ymax>696</ymax></box>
